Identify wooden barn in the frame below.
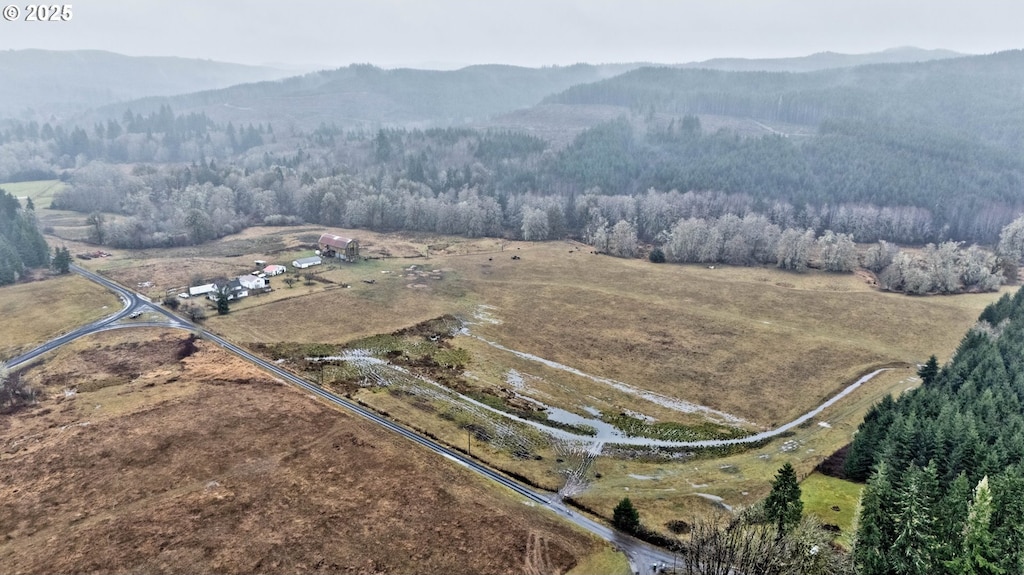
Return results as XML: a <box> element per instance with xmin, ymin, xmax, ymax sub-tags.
<box><xmin>318</xmin><ymin>233</ymin><xmax>359</xmax><ymax>262</ymax></box>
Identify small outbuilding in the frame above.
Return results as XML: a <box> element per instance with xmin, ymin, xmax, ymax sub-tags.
<box><xmin>188</xmin><ymin>283</ymin><xmax>218</xmax><ymax>298</ymax></box>
<box><xmin>292</xmin><ymin>256</ymin><xmax>323</xmax><ymax>269</ymax></box>
<box><xmin>263</xmin><ymin>264</ymin><xmax>287</xmax><ymax>276</ymax></box>
<box><xmin>318</xmin><ymin>233</ymin><xmax>359</xmax><ymax>262</ymax></box>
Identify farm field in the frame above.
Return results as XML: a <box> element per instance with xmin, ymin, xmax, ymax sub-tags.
<box><xmin>73</xmin><ymin>226</ymin><xmax>1011</xmax><ymax>536</ymax></box>
<box><xmin>1</xmin><ymin>329</ymin><xmax>620</xmax><ymax>575</ymax></box>
<box><xmin>2</xmin><ymin>179</ymin><xmax>66</xmax><ymax>208</ymax></box>
<box><xmin>0</xmin><ymin>273</ymin><xmax>121</xmax><ymax>358</ymax></box>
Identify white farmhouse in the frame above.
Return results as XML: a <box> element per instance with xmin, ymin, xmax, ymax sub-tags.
<box><xmin>238</xmin><ymin>274</ymin><xmax>267</xmax><ymax>290</ymax></box>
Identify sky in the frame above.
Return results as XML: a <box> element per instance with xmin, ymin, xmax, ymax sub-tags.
<box><xmin>1</xmin><ymin>0</ymin><xmax>1021</xmax><ymax>71</ymax></box>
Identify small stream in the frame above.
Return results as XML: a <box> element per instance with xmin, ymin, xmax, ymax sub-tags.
<box><xmin>308</xmin><ymin>351</ymin><xmax>888</xmax><ymax>449</ymax></box>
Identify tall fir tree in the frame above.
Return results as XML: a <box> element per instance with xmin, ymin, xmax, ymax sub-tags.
<box><xmin>918</xmin><ymin>355</ymin><xmax>940</xmax><ymax>386</ymax></box>
<box><xmin>855</xmin><ymin>462</ymin><xmax>898</xmax><ymax>575</ymax></box>
<box><xmin>51</xmin><ymin>246</ymin><xmax>71</xmax><ymax>274</ymax></box>
<box><xmin>947</xmin><ymin>476</ymin><xmax>1002</xmax><ymax>575</ymax></box>
<box><xmin>764</xmin><ymin>462</ymin><xmax>802</xmax><ymax>534</ymax></box>
<box><xmin>933</xmin><ymin>473</ymin><xmax>971</xmax><ymax>568</ymax></box>
<box><xmin>612</xmin><ymin>497</ymin><xmax>640</xmax><ymax>534</ymax></box>
<box><xmin>991</xmin><ymin>474</ymin><xmax>1024</xmax><ymax>574</ymax></box>
<box><xmin>890</xmin><ymin>463</ymin><xmax>940</xmax><ymax>575</ymax></box>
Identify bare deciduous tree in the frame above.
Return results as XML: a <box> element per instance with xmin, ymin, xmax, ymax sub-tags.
<box><xmin>776</xmin><ymin>228</ymin><xmax>816</xmax><ymax>271</ymax></box>
<box><xmin>521</xmin><ymin>207</ymin><xmax>550</xmax><ymax>241</ymax></box>
<box><xmin>609</xmin><ymin>219</ymin><xmax>638</xmax><ymax>258</ymax></box>
<box><xmin>817</xmin><ymin>230</ymin><xmax>857</xmax><ymax>272</ymax></box>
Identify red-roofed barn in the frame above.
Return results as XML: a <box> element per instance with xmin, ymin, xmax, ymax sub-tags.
<box><xmin>318</xmin><ymin>233</ymin><xmax>359</xmax><ymax>262</ymax></box>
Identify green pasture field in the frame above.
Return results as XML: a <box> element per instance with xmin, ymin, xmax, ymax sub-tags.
<box><xmin>0</xmin><ymin>274</ymin><xmax>121</xmax><ymax>359</ymax></box>
<box><xmin>1</xmin><ymin>179</ymin><xmax>66</xmax><ymax>208</ymax></box>
<box><xmin>800</xmin><ymin>472</ymin><xmax>864</xmax><ymax>549</ymax></box>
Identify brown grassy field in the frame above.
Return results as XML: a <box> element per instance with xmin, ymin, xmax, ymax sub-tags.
<box><xmin>1</xmin><ymin>329</ymin><xmax>622</xmax><ymax>574</ymax></box>
<box><xmin>153</xmin><ymin>229</ymin><xmax>1003</xmax><ymax>428</ymax></box>
<box><xmin>0</xmin><ymin>274</ymin><xmax>121</xmax><ymax>358</ymax></box>
<box><xmin>74</xmin><ymin>227</ymin><xmax>1010</xmax><ymax>536</ymax></box>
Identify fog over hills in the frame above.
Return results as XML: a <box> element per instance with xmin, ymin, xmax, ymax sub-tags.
<box><xmin>673</xmin><ymin>46</ymin><xmax>963</xmax><ymax>73</ymax></box>
<box><xmin>57</xmin><ymin>47</ymin><xmax>973</xmax><ymax>132</ymax></box>
<box><xmin>81</xmin><ymin>62</ymin><xmax>640</xmax><ymax>131</ymax></box>
<box><xmin>3</xmin><ymin>46</ymin><xmax>1022</xmax><ymax>248</ymax></box>
<box><xmin>0</xmin><ymin>49</ymin><xmax>294</xmax><ymax>120</ymax></box>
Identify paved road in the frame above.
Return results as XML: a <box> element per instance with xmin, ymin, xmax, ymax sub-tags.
<box><xmin>8</xmin><ymin>265</ymin><xmax>137</xmax><ymax>367</ymax></box>
<box><xmin>7</xmin><ymin>266</ymin><xmax>678</xmax><ymax>572</ymax></box>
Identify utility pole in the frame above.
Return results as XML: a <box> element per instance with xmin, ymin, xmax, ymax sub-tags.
<box><xmin>467</xmin><ymin>429</ymin><xmax>471</xmax><ymax>456</ymax></box>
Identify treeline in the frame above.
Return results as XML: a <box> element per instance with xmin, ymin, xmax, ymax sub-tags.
<box><xmin>596</xmin><ymin>213</ymin><xmax>1001</xmax><ymax>294</ymax></box>
<box><xmin>543</xmin><ymin>116</ymin><xmax>1023</xmax><ymax>243</ymax></box>
<box><xmin>0</xmin><ymin>191</ymin><xmax>49</xmax><ymax>285</ymax></box>
<box><xmin>843</xmin><ymin>289</ymin><xmax>1024</xmax><ymax>573</ymax></box>
<box><xmin>0</xmin><ymin>105</ymin><xmax>267</xmax><ymax>169</ymax></box>
<box><xmin>7</xmin><ymin>99</ymin><xmax>1023</xmax><ymax>249</ymax></box>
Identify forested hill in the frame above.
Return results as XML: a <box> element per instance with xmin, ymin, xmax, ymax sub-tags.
<box><xmin>675</xmin><ymin>46</ymin><xmax>962</xmax><ymax>73</ymax></box>
<box><xmin>0</xmin><ymin>50</ymin><xmax>292</xmax><ymax>121</ymax></box>
<box><xmin>93</xmin><ymin>63</ymin><xmax>642</xmax><ymax>131</ymax></box>
<box><xmin>89</xmin><ymin>49</ymin><xmax>967</xmax><ymax>132</ymax></box>
<box><xmin>545</xmin><ymin>50</ymin><xmax>1024</xmax><ymax>148</ymax></box>
<box><xmin>0</xmin><ymin>190</ymin><xmax>49</xmax><ymax>285</ymax></box>
<box><xmin>842</xmin><ymin>288</ymin><xmax>1024</xmax><ymax>573</ymax></box>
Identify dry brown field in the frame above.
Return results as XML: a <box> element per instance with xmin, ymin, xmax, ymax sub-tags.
<box><xmin>1</xmin><ymin>329</ymin><xmax>623</xmax><ymax>575</ymax></box>
<box><xmin>70</xmin><ymin>226</ymin><xmax>1011</xmax><ymax>536</ymax></box>
<box><xmin>149</xmin><ymin>228</ymin><xmax>1008</xmax><ymax>427</ymax></box>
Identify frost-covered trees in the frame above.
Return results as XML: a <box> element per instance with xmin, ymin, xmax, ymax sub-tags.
<box><xmin>817</xmin><ymin>230</ymin><xmax>857</xmax><ymax>272</ymax></box>
<box><xmin>947</xmin><ymin>476</ymin><xmax>1001</xmax><ymax>575</ymax></box>
<box><xmin>608</xmin><ymin>220</ymin><xmax>638</xmax><ymax>258</ymax></box>
<box><xmin>665</xmin><ymin>217</ymin><xmax>710</xmax><ymax>262</ymax></box>
<box><xmin>959</xmin><ymin>245</ymin><xmax>1003</xmax><ymax>292</ymax></box>
<box><xmin>663</xmin><ymin>214</ymin><xmax>780</xmax><ymax>265</ymax></box>
<box><xmin>863</xmin><ymin>240</ymin><xmax>899</xmax><ymax>273</ymax></box>
<box><xmin>775</xmin><ymin>228</ymin><xmax>816</xmax><ymax>271</ymax></box>
<box><xmin>877</xmin><ymin>241</ymin><xmax>1002</xmax><ymax>295</ymax></box>
<box><xmin>924</xmin><ymin>241</ymin><xmax>962</xmax><ymax>294</ymax></box>
<box><xmin>521</xmin><ymin>207</ymin><xmax>550</xmax><ymax>241</ymax></box>
<box><xmin>997</xmin><ymin>214</ymin><xmax>1024</xmax><ymax>262</ymax></box>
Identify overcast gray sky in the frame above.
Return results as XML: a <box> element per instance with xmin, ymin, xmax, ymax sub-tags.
<box><xmin>2</xmin><ymin>1</ymin><xmax>1021</xmax><ymax>70</ymax></box>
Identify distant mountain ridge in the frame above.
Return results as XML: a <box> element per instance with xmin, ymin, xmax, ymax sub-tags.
<box><xmin>89</xmin><ymin>63</ymin><xmax>644</xmax><ymax>131</ymax></box>
<box><xmin>0</xmin><ymin>46</ymin><xmax>991</xmax><ymax>132</ymax></box>
<box><xmin>675</xmin><ymin>46</ymin><xmax>963</xmax><ymax>72</ymax></box>
<box><xmin>540</xmin><ymin>50</ymin><xmax>1024</xmax><ymax>148</ymax></box>
<box><xmin>0</xmin><ymin>49</ymin><xmax>294</xmax><ymax>120</ymax></box>
<box><xmin>90</xmin><ymin>47</ymin><xmax>972</xmax><ymax>131</ymax></box>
